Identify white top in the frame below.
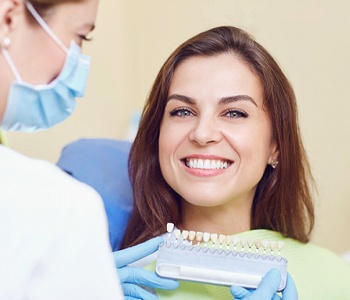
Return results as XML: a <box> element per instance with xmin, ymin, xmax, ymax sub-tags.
<box><xmin>0</xmin><ymin>145</ymin><xmax>124</xmax><ymax>299</ymax></box>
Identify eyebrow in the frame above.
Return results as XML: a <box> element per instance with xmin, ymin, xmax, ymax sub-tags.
<box><xmin>80</xmin><ymin>24</ymin><xmax>95</xmax><ymax>32</ymax></box>
<box><xmin>167</xmin><ymin>94</ymin><xmax>258</xmax><ymax>107</ymax></box>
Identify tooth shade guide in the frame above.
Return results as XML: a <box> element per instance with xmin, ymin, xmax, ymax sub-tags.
<box><xmin>210</xmin><ymin>233</ymin><xmax>218</xmax><ymax>248</ymax></box>
<box><xmin>195</xmin><ymin>231</ymin><xmax>204</xmax><ymax>245</ymax></box>
<box><xmin>247</xmin><ymin>239</ymin><xmax>254</xmax><ymax>253</ymax></box>
<box><xmin>164</xmin><ymin>225</ymin><xmax>285</xmax><ymax>256</ymax></box>
<box><xmin>254</xmin><ymin>240</ymin><xmax>261</xmax><ymax>254</ymax></box>
<box><xmin>167</xmin><ymin>222</ymin><xmax>175</xmax><ymax>238</ymax></box>
<box><xmin>203</xmin><ymin>232</ymin><xmax>210</xmax><ymax>247</ymax></box>
<box><xmin>240</xmin><ymin>238</ymin><xmax>247</xmax><ymax>252</ymax></box>
<box><xmin>277</xmin><ymin>241</ymin><xmax>284</xmax><ymax>256</ymax></box>
<box><xmin>174</xmin><ymin>229</ymin><xmax>181</xmax><ymax>242</ymax></box>
<box><xmin>167</xmin><ymin>222</ymin><xmax>174</xmax><ymax>233</ymax></box>
<box><xmin>262</xmin><ymin>240</ymin><xmax>269</xmax><ymax>254</ymax></box>
<box><xmin>269</xmin><ymin>241</ymin><xmax>276</xmax><ymax>255</ymax></box>
<box><xmin>189</xmin><ymin>231</ymin><xmax>196</xmax><ymax>244</ymax></box>
<box><xmin>158</xmin><ymin>226</ymin><xmax>289</xmax><ymax>291</ymax></box>
<box><xmin>218</xmin><ymin>234</ymin><xmax>226</xmax><ymax>248</ymax></box>
<box><xmin>226</xmin><ymin>235</ymin><xmax>233</xmax><ymax>250</ymax></box>
<box><xmin>232</xmin><ymin>237</ymin><xmax>240</xmax><ymax>251</ymax></box>
<box><xmin>182</xmin><ymin>230</ymin><xmax>189</xmax><ymax>240</ymax></box>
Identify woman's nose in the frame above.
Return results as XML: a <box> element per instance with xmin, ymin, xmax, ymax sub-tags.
<box><xmin>188</xmin><ymin>117</ymin><xmax>222</xmax><ymax>146</ymax></box>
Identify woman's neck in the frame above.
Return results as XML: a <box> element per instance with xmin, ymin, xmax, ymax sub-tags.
<box><xmin>179</xmin><ymin>200</ymin><xmax>252</xmax><ymax>236</ymax></box>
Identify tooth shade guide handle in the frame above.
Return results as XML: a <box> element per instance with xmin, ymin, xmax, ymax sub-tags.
<box><xmin>156</xmin><ymin>244</ymin><xmax>288</xmax><ymax>292</ymax></box>
<box><xmin>156</xmin><ymin>264</ymin><xmax>284</xmax><ymax>290</ymax></box>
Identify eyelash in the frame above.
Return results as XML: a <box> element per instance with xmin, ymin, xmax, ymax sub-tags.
<box><xmin>169</xmin><ymin>107</ymin><xmax>194</xmax><ymax>117</ymax></box>
<box><xmin>223</xmin><ymin>109</ymin><xmax>249</xmax><ymax>118</ymax></box>
<box><xmin>79</xmin><ymin>35</ymin><xmax>93</xmax><ymax>42</ymax></box>
<box><xmin>169</xmin><ymin>107</ymin><xmax>249</xmax><ymax>119</ymax></box>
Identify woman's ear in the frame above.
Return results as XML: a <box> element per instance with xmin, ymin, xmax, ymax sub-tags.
<box><xmin>268</xmin><ymin>143</ymin><xmax>279</xmax><ymax>167</ymax></box>
<box><xmin>0</xmin><ymin>0</ymin><xmax>24</xmax><ymax>44</ymax></box>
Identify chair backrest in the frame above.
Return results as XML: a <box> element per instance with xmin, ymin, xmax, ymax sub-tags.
<box><xmin>57</xmin><ymin>138</ymin><xmax>133</xmax><ymax>250</ymax></box>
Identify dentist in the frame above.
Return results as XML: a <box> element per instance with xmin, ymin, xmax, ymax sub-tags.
<box><xmin>0</xmin><ymin>0</ymin><xmax>123</xmax><ymax>298</ymax></box>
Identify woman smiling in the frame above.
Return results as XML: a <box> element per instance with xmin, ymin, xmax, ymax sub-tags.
<box><xmin>119</xmin><ymin>26</ymin><xmax>350</xmax><ymax>299</ymax></box>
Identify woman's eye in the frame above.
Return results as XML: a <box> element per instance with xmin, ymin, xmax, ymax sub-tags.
<box><xmin>169</xmin><ymin>107</ymin><xmax>194</xmax><ymax>117</ymax></box>
<box><xmin>224</xmin><ymin>109</ymin><xmax>248</xmax><ymax>118</ymax></box>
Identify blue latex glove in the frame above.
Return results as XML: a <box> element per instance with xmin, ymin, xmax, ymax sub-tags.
<box><xmin>113</xmin><ymin>236</ymin><xmax>179</xmax><ymax>300</ymax></box>
<box><xmin>230</xmin><ymin>269</ymin><xmax>298</xmax><ymax>300</ymax></box>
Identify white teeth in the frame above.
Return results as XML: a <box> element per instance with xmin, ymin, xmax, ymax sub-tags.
<box><xmin>197</xmin><ymin>159</ymin><xmax>204</xmax><ymax>168</ymax></box>
<box><xmin>186</xmin><ymin>158</ymin><xmax>231</xmax><ymax>170</ymax></box>
<box><xmin>203</xmin><ymin>160</ymin><xmax>210</xmax><ymax>169</ymax></box>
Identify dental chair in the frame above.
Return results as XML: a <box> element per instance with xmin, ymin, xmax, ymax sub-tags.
<box><xmin>57</xmin><ymin>138</ymin><xmax>133</xmax><ymax>251</ymax></box>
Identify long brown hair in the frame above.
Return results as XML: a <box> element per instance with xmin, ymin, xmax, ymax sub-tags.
<box><xmin>121</xmin><ymin>26</ymin><xmax>315</xmax><ymax>248</ymax></box>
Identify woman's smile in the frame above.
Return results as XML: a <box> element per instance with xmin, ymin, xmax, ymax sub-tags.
<box><xmin>181</xmin><ymin>154</ymin><xmax>233</xmax><ymax>177</ymax></box>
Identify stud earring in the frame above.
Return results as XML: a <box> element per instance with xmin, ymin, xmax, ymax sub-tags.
<box><xmin>0</xmin><ymin>37</ymin><xmax>11</xmax><ymax>49</ymax></box>
<box><xmin>270</xmin><ymin>160</ymin><xmax>279</xmax><ymax>169</ymax></box>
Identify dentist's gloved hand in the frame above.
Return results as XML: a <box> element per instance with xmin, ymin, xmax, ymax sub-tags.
<box><xmin>113</xmin><ymin>236</ymin><xmax>179</xmax><ymax>300</ymax></box>
<box><xmin>230</xmin><ymin>269</ymin><xmax>298</xmax><ymax>300</ymax></box>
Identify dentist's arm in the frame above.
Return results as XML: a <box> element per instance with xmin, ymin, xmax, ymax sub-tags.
<box><xmin>113</xmin><ymin>237</ymin><xmax>179</xmax><ymax>300</ymax></box>
<box><xmin>230</xmin><ymin>269</ymin><xmax>298</xmax><ymax>300</ymax></box>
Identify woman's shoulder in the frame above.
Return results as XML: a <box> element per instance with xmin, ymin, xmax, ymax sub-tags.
<box><xmin>239</xmin><ymin>229</ymin><xmax>350</xmax><ymax>298</ymax></box>
<box><xmin>237</xmin><ymin>229</ymin><xmax>349</xmax><ymax>270</ymax></box>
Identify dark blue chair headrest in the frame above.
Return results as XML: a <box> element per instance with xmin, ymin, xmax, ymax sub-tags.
<box><xmin>57</xmin><ymin>138</ymin><xmax>133</xmax><ymax>250</ymax></box>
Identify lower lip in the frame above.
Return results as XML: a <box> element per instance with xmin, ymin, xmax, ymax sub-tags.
<box><xmin>183</xmin><ymin>162</ymin><xmax>230</xmax><ymax>177</ymax></box>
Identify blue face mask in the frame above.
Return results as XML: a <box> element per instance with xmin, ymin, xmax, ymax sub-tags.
<box><xmin>0</xmin><ymin>2</ymin><xmax>91</xmax><ymax>132</ymax></box>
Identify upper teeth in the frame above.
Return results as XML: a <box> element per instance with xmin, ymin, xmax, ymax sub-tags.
<box><xmin>186</xmin><ymin>158</ymin><xmax>231</xmax><ymax>170</ymax></box>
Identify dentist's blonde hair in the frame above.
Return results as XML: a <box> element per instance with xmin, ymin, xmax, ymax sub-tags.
<box><xmin>27</xmin><ymin>0</ymin><xmax>84</xmax><ymax>19</ymax></box>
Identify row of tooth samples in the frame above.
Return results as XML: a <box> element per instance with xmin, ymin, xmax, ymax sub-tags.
<box><xmin>166</xmin><ymin>223</ymin><xmax>284</xmax><ymax>256</ymax></box>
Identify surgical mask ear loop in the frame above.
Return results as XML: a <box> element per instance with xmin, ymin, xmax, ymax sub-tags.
<box><xmin>25</xmin><ymin>1</ymin><xmax>68</xmax><ymax>54</ymax></box>
<box><xmin>1</xmin><ymin>47</ymin><xmax>23</xmax><ymax>83</ymax></box>
<box><xmin>1</xmin><ymin>35</ymin><xmax>23</xmax><ymax>82</ymax></box>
